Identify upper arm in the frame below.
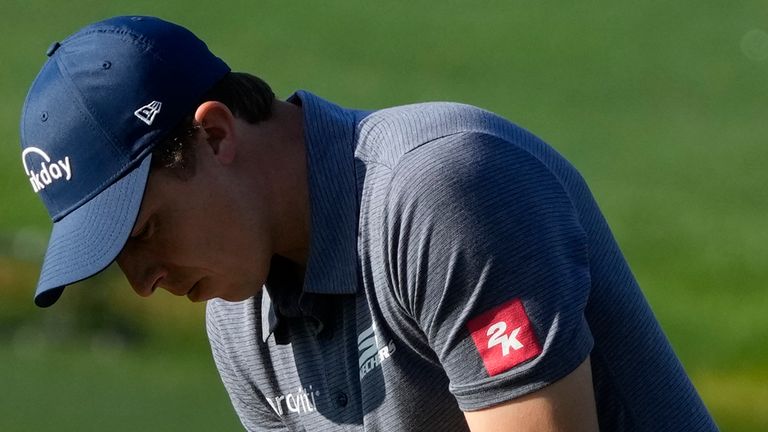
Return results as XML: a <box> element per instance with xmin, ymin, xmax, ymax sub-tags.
<box><xmin>206</xmin><ymin>300</ymin><xmax>289</xmax><ymax>432</ymax></box>
<box><xmin>463</xmin><ymin>357</ymin><xmax>599</xmax><ymax>432</ymax></box>
<box><xmin>383</xmin><ymin>132</ymin><xmax>595</xmax><ymax>412</ymax></box>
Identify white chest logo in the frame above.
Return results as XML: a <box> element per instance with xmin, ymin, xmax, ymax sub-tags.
<box><xmin>134</xmin><ymin>100</ymin><xmax>162</xmax><ymax>125</ymax></box>
<box><xmin>266</xmin><ymin>385</ymin><xmax>320</xmax><ymax>417</ymax></box>
<box><xmin>486</xmin><ymin>321</ymin><xmax>524</xmax><ymax>356</ymax></box>
<box><xmin>358</xmin><ymin>324</ymin><xmax>396</xmax><ymax>380</ymax></box>
<box><xmin>22</xmin><ymin>147</ymin><xmax>72</xmax><ymax>193</ymax></box>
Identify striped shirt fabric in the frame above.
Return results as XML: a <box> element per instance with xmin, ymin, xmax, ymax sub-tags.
<box><xmin>206</xmin><ymin>91</ymin><xmax>718</xmax><ymax>431</ymax></box>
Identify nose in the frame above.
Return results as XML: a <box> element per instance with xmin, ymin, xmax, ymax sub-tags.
<box><xmin>116</xmin><ymin>248</ymin><xmax>164</xmax><ymax>297</ymax></box>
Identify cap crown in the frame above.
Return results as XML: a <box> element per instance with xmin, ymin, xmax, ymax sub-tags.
<box><xmin>20</xmin><ymin>16</ymin><xmax>230</xmax><ymax>221</ymax></box>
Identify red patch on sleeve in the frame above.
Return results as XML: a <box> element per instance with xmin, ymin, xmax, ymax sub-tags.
<box><xmin>466</xmin><ymin>298</ymin><xmax>542</xmax><ymax>376</ymax></box>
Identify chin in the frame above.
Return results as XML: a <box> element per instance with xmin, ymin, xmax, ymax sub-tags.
<box><xmin>215</xmin><ymin>285</ymin><xmax>261</xmax><ymax>303</ymax></box>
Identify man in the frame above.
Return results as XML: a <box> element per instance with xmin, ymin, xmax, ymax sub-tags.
<box><xmin>20</xmin><ymin>16</ymin><xmax>717</xmax><ymax>431</ymax></box>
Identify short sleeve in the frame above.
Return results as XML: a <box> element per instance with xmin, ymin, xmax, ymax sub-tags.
<box><xmin>206</xmin><ymin>300</ymin><xmax>289</xmax><ymax>431</ymax></box>
<box><xmin>382</xmin><ymin>132</ymin><xmax>594</xmax><ymax>411</ymax></box>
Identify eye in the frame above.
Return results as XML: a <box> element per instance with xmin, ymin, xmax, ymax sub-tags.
<box><xmin>130</xmin><ymin>217</ymin><xmax>154</xmax><ymax>241</ymax></box>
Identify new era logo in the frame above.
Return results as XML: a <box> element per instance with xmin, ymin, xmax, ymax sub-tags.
<box><xmin>466</xmin><ymin>298</ymin><xmax>542</xmax><ymax>376</ymax></box>
<box><xmin>134</xmin><ymin>101</ymin><xmax>162</xmax><ymax>125</ymax></box>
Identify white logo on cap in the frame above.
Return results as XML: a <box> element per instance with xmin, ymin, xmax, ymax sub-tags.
<box><xmin>22</xmin><ymin>147</ymin><xmax>72</xmax><ymax>193</ymax></box>
<box><xmin>134</xmin><ymin>101</ymin><xmax>162</xmax><ymax>125</ymax></box>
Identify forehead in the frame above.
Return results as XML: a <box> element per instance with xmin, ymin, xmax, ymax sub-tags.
<box><xmin>133</xmin><ymin>167</ymin><xmax>177</xmax><ymax>223</ymax></box>
<box><xmin>135</xmin><ymin>156</ymin><xmax>212</xmax><ymax>219</ymax></box>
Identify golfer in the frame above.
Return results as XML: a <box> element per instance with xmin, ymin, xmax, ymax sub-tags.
<box><xmin>20</xmin><ymin>16</ymin><xmax>718</xmax><ymax>431</ymax></box>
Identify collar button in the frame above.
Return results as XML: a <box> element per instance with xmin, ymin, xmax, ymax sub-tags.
<box><xmin>335</xmin><ymin>391</ymin><xmax>349</xmax><ymax>408</ymax></box>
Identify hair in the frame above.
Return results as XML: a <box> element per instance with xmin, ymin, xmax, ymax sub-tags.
<box><xmin>151</xmin><ymin>72</ymin><xmax>275</xmax><ymax>173</ymax></box>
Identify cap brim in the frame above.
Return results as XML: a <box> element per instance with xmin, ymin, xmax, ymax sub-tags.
<box><xmin>34</xmin><ymin>155</ymin><xmax>152</xmax><ymax>307</ymax></box>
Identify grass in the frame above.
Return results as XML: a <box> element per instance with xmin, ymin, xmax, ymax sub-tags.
<box><xmin>1</xmin><ymin>0</ymin><xmax>766</xmax><ymax>430</ymax></box>
<box><xmin>0</xmin><ymin>341</ymin><xmax>241</xmax><ymax>432</ymax></box>
<box><xmin>694</xmin><ymin>368</ymin><xmax>768</xmax><ymax>432</ymax></box>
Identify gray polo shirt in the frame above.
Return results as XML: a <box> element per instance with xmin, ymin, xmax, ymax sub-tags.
<box><xmin>206</xmin><ymin>91</ymin><xmax>717</xmax><ymax>431</ymax></box>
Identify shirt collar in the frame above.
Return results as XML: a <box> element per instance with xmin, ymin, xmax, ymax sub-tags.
<box><xmin>261</xmin><ymin>90</ymin><xmax>366</xmax><ymax>343</ymax></box>
<box><xmin>293</xmin><ymin>90</ymin><xmax>363</xmax><ymax>296</ymax></box>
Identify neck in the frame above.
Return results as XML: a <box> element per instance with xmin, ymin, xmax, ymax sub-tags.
<box><xmin>243</xmin><ymin>100</ymin><xmax>310</xmax><ymax>267</ymax></box>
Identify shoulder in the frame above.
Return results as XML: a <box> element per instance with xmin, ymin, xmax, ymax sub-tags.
<box><xmin>355</xmin><ymin>101</ymin><xmax>515</xmax><ymax>167</ymax></box>
<box><xmin>365</xmin><ymin>101</ymin><xmax>493</xmax><ymax>129</ymax></box>
<box><xmin>385</xmin><ymin>131</ymin><xmax>571</xmax><ymax>220</ymax></box>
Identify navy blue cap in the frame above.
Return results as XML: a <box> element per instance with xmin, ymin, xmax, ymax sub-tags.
<box><xmin>20</xmin><ymin>16</ymin><xmax>230</xmax><ymax>307</ymax></box>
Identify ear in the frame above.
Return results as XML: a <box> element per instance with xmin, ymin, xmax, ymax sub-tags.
<box><xmin>193</xmin><ymin>101</ymin><xmax>237</xmax><ymax>165</ymax></box>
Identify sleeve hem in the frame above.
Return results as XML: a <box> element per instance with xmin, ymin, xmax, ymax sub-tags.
<box><xmin>453</xmin><ymin>318</ymin><xmax>594</xmax><ymax>412</ymax></box>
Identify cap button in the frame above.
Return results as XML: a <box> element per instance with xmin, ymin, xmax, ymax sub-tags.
<box><xmin>46</xmin><ymin>41</ymin><xmax>61</xmax><ymax>57</ymax></box>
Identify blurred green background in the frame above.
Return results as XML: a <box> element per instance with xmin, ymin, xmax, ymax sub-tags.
<box><xmin>1</xmin><ymin>0</ymin><xmax>766</xmax><ymax>430</ymax></box>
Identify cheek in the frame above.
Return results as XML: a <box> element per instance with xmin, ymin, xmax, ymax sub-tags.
<box><xmin>159</xmin><ymin>207</ymin><xmax>271</xmax><ymax>275</ymax></box>
<box><xmin>159</xmin><ymin>177</ymin><xmax>275</xmax><ymax>294</ymax></box>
